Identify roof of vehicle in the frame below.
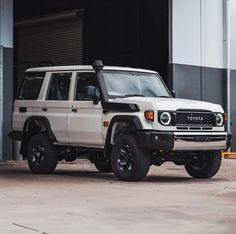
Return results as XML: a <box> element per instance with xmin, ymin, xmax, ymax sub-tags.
<box><xmin>26</xmin><ymin>65</ymin><xmax>158</xmax><ymax>74</ymax></box>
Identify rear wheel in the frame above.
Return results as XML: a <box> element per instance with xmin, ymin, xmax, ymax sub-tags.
<box><xmin>94</xmin><ymin>160</ymin><xmax>112</xmax><ymax>173</ymax></box>
<box><xmin>27</xmin><ymin>133</ymin><xmax>58</xmax><ymax>174</ymax></box>
<box><xmin>185</xmin><ymin>151</ymin><xmax>221</xmax><ymax>179</ymax></box>
<box><xmin>111</xmin><ymin>135</ymin><xmax>151</xmax><ymax>181</ymax></box>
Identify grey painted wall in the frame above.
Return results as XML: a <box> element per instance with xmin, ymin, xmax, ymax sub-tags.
<box><xmin>230</xmin><ymin>0</ymin><xmax>236</xmax><ymax>151</ymax></box>
<box><xmin>230</xmin><ymin>0</ymin><xmax>236</xmax><ymax>70</ymax></box>
<box><xmin>171</xmin><ymin>64</ymin><xmax>226</xmax><ymax>106</ymax></box>
<box><xmin>230</xmin><ymin>70</ymin><xmax>236</xmax><ymax>148</ymax></box>
<box><xmin>230</xmin><ymin>70</ymin><xmax>236</xmax><ymax>151</ymax></box>
<box><xmin>0</xmin><ymin>0</ymin><xmax>13</xmax><ymax>160</ymax></box>
<box><xmin>3</xmin><ymin>47</ymin><xmax>13</xmax><ymax>160</ymax></box>
<box><xmin>0</xmin><ymin>46</ymin><xmax>3</xmax><ymax>161</ymax></box>
<box><xmin>172</xmin><ymin>64</ymin><xmax>201</xmax><ymax>100</ymax></box>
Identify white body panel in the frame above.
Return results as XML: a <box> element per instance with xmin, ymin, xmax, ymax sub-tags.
<box><xmin>110</xmin><ymin>97</ymin><xmax>225</xmax><ymax>132</ymax></box>
<box><xmin>13</xmin><ymin>100</ymin><xmax>69</xmax><ymax>142</ymax></box>
<box><xmin>68</xmin><ymin>101</ymin><xmax>104</xmax><ymax>146</ymax></box>
<box><xmin>12</xmin><ymin>65</ymin><xmax>227</xmax><ymax>150</ymax></box>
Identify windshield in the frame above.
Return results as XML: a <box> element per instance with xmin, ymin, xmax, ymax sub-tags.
<box><xmin>102</xmin><ymin>71</ymin><xmax>171</xmax><ymax>98</ymax></box>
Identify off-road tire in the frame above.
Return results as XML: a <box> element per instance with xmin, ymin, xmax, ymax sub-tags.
<box><xmin>27</xmin><ymin>133</ymin><xmax>58</xmax><ymax>174</ymax></box>
<box><xmin>95</xmin><ymin>160</ymin><xmax>113</xmax><ymax>173</ymax></box>
<box><xmin>185</xmin><ymin>151</ymin><xmax>222</xmax><ymax>179</ymax></box>
<box><xmin>111</xmin><ymin>135</ymin><xmax>151</xmax><ymax>181</ymax></box>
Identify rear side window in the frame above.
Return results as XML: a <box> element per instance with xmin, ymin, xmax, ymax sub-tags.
<box><xmin>47</xmin><ymin>73</ymin><xmax>72</xmax><ymax>101</ymax></box>
<box><xmin>18</xmin><ymin>72</ymin><xmax>45</xmax><ymax>100</ymax></box>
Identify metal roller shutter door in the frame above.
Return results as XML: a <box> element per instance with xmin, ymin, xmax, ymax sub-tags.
<box><xmin>16</xmin><ymin>11</ymin><xmax>83</xmax><ymax>65</ymax></box>
<box><xmin>15</xmin><ymin>11</ymin><xmax>83</xmax><ymax>90</ymax></box>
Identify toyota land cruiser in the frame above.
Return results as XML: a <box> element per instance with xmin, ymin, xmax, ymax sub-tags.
<box><xmin>9</xmin><ymin>60</ymin><xmax>230</xmax><ymax>181</ymax></box>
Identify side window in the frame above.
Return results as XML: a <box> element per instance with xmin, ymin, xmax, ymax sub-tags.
<box><xmin>75</xmin><ymin>72</ymin><xmax>98</xmax><ymax>101</ymax></box>
<box><xmin>47</xmin><ymin>73</ymin><xmax>72</xmax><ymax>101</ymax></box>
<box><xmin>18</xmin><ymin>72</ymin><xmax>45</xmax><ymax>100</ymax></box>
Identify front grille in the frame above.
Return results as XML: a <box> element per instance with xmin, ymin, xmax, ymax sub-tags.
<box><xmin>175</xmin><ymin>112</ymin><xmax>216</xmax><ymax>126</ymax></box>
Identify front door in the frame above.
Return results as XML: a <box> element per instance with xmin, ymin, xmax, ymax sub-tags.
<box><xmin>68</xmin><ymin>72</ymin><xmax>104</xmax><ymax>147</ymax></box>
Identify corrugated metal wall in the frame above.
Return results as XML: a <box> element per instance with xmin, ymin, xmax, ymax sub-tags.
<box><xmin>15</xmin><ymin>10</ymin><xmax>83</xmax><ymax>91</ymax></box>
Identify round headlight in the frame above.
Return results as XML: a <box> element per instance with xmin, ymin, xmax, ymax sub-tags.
<box><xmin>216</xmin><ymin>113</ymin><xmax>223</xmax><ymax>126</ymax></box>
<box><xmin>160</xmin><ymin>112</ymin><xmax>171</xmax><ymax>125</ymax></box>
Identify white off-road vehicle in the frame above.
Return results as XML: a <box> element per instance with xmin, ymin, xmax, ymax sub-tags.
<box><xmin>9</xmin><ymin>60</ymin><xmax>230</xmax><ymax>181</ymax></box>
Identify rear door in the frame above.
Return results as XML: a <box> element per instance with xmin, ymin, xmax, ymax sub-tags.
<box><xmin>68</xmin><ymin>71</ymin><xmax>104</xmax><ymax>147</ymax></box>
<box><xmin>42</xmin><ymin>72</ymin><xmax>72</xmax><ymax>142</ymax></box>
<box><xmin>13</xmin><ymin>72</ymin><xmax>46</xmax><ymax>132</ymax></box>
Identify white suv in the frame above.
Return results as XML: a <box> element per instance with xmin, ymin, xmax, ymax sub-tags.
<box><xmin>9</xmin><ymin>60</ymin><xmax>230</xmax><ymax>181</ymax></box>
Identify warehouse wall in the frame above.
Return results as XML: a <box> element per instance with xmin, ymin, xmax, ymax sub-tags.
<box><xmin>230</xmin><ymin>0</ymin><xmax>236</xmax><ymax>69</ymax></box>
<box><xmin>230</xmin><ymin>0</ymin><xmax>236</xmax><ymax>149</ymax></box>
<box><xmin>0</xmin><ymin>0</ymin><xmax>13</xmax><ymax>160</ymax></box>
<box><xmin>172</xmin><ymin>0</ymin><xmax>224</xmax><ymax>68</ymax></box>
<box><xmin>170</xmin><ymin>0</ymin><xmax>236</xmax><ymax>150</ymax></box>
<box><xmin>170</xmin><ymin>0</ymin><xmax>225</xmax><ymax>103</ymax></box>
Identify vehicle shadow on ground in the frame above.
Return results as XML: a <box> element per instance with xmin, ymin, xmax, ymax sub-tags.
<box><xmin>0</xmin><ymin>167</ymin><xmax>227</xmax><ymax>184</ymax></box>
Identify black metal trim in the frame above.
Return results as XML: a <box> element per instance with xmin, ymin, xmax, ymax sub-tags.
<box><xmin>158</xmin><ymin>110</ymin><xmax>222</xmax><ymax>127</ymax></box>
<box><xmin>226</xmin><ymin>134</ymin><xmax>232</xmax><ymax>150</ymax></box>
<box><xmin>103</xmin><ymin>102</ymin><xmax>140</xmax><ymax>113</ymax></box>
<box><xmin>93</xmin><ymin>60</ymin><xmax>140</xmax><ymax>113</ymax></box>
<box><xmin>20</xmin><ymin>116</ymin><xmax>57</xmax><ymax>155</ymax></box>
<box><xmin>136</xmin><ymin>131</ymin><xmax>175</xmax><ymax>151</ymax></box>
<box><xmin>8</xmin><ymin>131</ymin><xmax>23</xmax><ymax>141</ymax></box>
<box><xmin>104</xmin><ymin>115</ymin><xmax>143</xmax><ymax>158</ymax></box>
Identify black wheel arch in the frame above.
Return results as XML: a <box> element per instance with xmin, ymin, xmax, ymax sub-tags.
<box><xmin>20</xmin><ymin>116</ymin><xmax>57</xmax><ymax>156</ymax></box>
<box><xmin>104</xmin><ymin>115</ymin><xmax>143</xmax><ymax>159</ymax></box>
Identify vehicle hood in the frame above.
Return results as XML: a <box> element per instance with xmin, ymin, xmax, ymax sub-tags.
<box><xmin>110</xmin><ymin>97</ymin><xmax>224</xmax><ymax>112</ymax></box>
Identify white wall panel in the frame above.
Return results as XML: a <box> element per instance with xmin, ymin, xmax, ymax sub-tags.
<box><xmin>171</xmin><ymin>0</ymin><xmax>225</xmax><ymax>69</ymax></box>
<box><xmin>201</xmin><ymin>0</ymin><xmax>224</xmax><ymax>68</ymax></box>
<box><xmin>230</xmin><ymin>0</ymin><xmax>236</xmax><ymax>70</ymax></box>
<box><xmin>172</xmin><ymin>0</ymin><xmax>201</xmax><ymax>66</ymax></box>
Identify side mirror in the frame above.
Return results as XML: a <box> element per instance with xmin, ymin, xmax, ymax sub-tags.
<box><xmin>170</xmin><ymin>90</ymin><xmax>176</xmax><ymax>98</ymax></box>
<box><xmin>93</xmin><ymin>89</ymin><xmax>100</xmax><ymax>105</ymax></box>
<box><xmin>85</xmin><ymin>86</ymin><xmax>100</xmax><ymax>104</ymax></box>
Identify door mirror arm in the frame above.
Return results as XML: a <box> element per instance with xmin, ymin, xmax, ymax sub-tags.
<box><xmin>93</xmin><ymin>95</ymin><xmax>100</xmax><ymax>105</ymax></box>
<box><xmin>93</xmin><ymin>88</ymin><xmax>100</xmax><ymax>105</ymax></box>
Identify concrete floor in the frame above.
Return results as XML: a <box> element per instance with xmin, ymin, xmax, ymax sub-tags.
<box><xmin>0</xmin><ymin>159</ymin><xmax>236</xmax><ymax>234</ymax></box>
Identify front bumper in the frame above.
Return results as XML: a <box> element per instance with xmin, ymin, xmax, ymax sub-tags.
<box><xmin>137</xmin><ymin>131</ymin><xmax>229</xmax><ymax>151</ymax></box>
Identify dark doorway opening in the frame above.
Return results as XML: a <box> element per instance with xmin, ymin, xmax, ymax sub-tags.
<box><xmin>14</xmin><ymin>0</ymin><xmax>169</xmax><ymax>95</ymax></box>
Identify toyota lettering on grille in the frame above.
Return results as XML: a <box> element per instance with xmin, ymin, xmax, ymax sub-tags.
<box><xmin>176</xmin><ymin>111</ymin><xmax>215</xmax><ymax>126</ymax></box>
<box><xmin>187</xmin><ymin>116</ymin><xmax>204</xmax><ymax>121</ymax></box>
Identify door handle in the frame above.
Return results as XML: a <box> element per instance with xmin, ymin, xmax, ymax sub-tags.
<box><xmin>72</xmin><ymin>108</ymin><xmax>77</xmax><ymax>113</ymax></box>
<box><xmin>19</xmin><ymin>107</ymin><xmax>27</xmax><ymax>113</ymax></box>
<box><xmin>42</xmin><ymin>108</ymin><xmax>47</xmax><ymax>112</ymax></box>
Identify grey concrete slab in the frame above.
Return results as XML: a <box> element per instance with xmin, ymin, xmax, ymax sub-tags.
<box><xmin>0</xmin><ymin>159</ymin><xmax>236</xmax><ymax>234</ymax></box>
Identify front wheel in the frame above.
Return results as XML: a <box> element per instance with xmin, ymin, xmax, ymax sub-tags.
<box><xmin>185</xmin><ymin>151</ymin><xmax>222</xmax><ymax>179</ymax></box>
<box><xmin>111</xmin><ymin>135</ymin><xmax>151</xmax><ymax>181</ymax></box>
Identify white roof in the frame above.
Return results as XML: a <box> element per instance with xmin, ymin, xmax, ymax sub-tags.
<box><xmin>26</xmin><ymin>65</ymin><xmax>157</xmax><ymax>74</ymax></box>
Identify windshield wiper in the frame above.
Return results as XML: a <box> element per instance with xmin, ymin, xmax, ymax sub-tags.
<box><xmin>124</xmin><ymin>94</ymin><xmax>145</xmax><ymax>97</ymax></box>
